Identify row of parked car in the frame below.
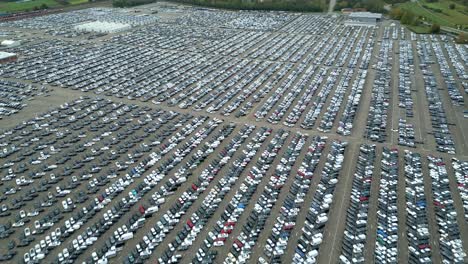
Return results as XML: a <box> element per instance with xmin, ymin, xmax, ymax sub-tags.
<box><xmin>1</xmin><ymin>12</ymin><xmax>393</xmax><ymax>136</ymax></box>
<box><xmin>162</xmin><ymin>126</ymin><xmax>268</xmax><ymax>264</ymax></box>
<box><xmin>292</xmin><ymin>140</ymin><xmax>347</xmax><ymax>263</ymax></box>
<box><xmin>111</xmin><ymin>23</ymin><xmax>266</xmax><ymax>58</ymax></box>
<box><xmin>123</xmin><ymin>125</ymin><xmax>271</xmax><ymax>263</ymax></box>
<box><xmin>427</xmin><ymin>156</ymin><xmax>465</xmax><ymax>263</ymax></box>
<box><xmin>201</xmin><ymin>61</ymin><xmax>269</xmax><ymax>114</ymax></box>
<box><xmin>17</xmin><ymin>99</ymin><xmax>217</xmax><ymax>263</ymax></box>
<box><xmin>279</xmin><ymin>15</ymin><xmax>339</xmax><ymax>35</ymax></box>
<box><xmin>124</xmin><ymin>127</ymin><xmax>271</xmax><ymax>262</ymax></box>
<box><xmin>246</xmin><ymin>33</ymin><xmax>314</xmax><ymax>62</ymax></box>
<box><xmin>324</xmin><ymin>29</ymin><xmax>364</xmax><ymax>67</ymax></box>
<box><xmin>201</xmin><ymin>129</ymin><xmax>289</xmax><ymax>262</ymax></box>
<box><xmin>0</xmin><ymin>97</ymin><xmax>196</xmax><ymax>261</ymax></box>
<box><xmin>442</xmin><ymin>43</ymin><xmax>467</xmax><ymax>95</ymax></box>
<box><xmin>127</xmin><ymin>124</ymin><xmax>260</xmax><ymax>263</ymax></box>
<box><xmin>174</xmin><ymin>9</ymin><xmax>295</xmax><ymax>32</ymax></box>
<box><xmin>398</xmin><ymin>119</ymin><xmax>416</xmax><ymax>148</ymax></box>
<box><xmin>223</xmin><ymin>62</ymin><xmax>283</xmax><ymax>117</ymax></box>
<box><xmin>10</xmin><ymin>96</ymin><xmax>252</xmax><ymax>262</ymax></box>
<box><xmin>267</xmin><ymin>64</ymin><xmax>318</xmax><ymax>124</ymax></box>
<box><xmin>255</xmin><ymin>63</ymin><xmax>308</xmax><ymax>121</ymax></box>
<box><xmin>162</xmin><ymin>56</ymin><xmax>241</xmax><ymax>106</ymax></box>
<box><xmin>261</xmin><ymin>136</ymin><xmax>326</xmax><ymax>263</ymax></box>
<box><xmin>318</xmin><ymin>69</ymin><xmax>354</xmax><ymax>133</ymax></box>
<box><xmin>375</xmin><ymin>147</ymin><xmax>399</xmax><ymax>263</ymax></box>
<box><xmin>404</xmin><ymin>150</ymin><xmax>432</xmax><ymax>263</ymax></box>
<box><xmin>397</xmin><ymin>40</ymin><xmax>415</xmax><ymax>118</ymax></box>
<box><xmin>366</xmin><ymin>40</ymin><xmax>392</xmax><ymax>142</ymax></box>
<box><xmin>430</xmin><ymin>41</ymin><xmax>464</xmax><ymax>105</ymax></box>
<box><xmin>282</xmin><ymin>67</ymin><xmax>325</xmax><ymax>127</ymax></box>
<box><xmin>347</xmin><ymin>28</ymin><xmax>373</xmax><ymax>69</ymax></box>
<box><xmin>0</xmin><ymin>80</ymin><xmax>48</xmax><ymax>118</ymax></box>
<box><xmin>78</xmin><ymin>122</ymin><xmax>248</xmax><ymax>264</ymax></box>
<box><xmin>224</xmin><ymin>133</ymin><xmax>306</xmax><ymax>263</ymax></box>
<box><xmin>339</xmin><ymin>144</ymin><xmax>375</xmax><ymax>264</ymax></box>
<box><xmin>0</xmin><ymin>8</ymin><xmax>157</xmax><ymax>38</ymax></box>
<box><xmin>451</xmin><ymin>158</ymin><xmax>468</xmax><ymax>222</ymax></box>
<box><xmin>2</xmin><ymin>27</ymin><xmax>369</xmax><ymax>131</ymax></box>
<box><xmin>416</xmin><ymin>41</ymin><xmax>456</xmax><ymax>154</ymax></box>
<box><xmin>237</xmin><ymin>63</ymin><xmax>293</xmax><ymax>118</ymax></box>
<box><xmin>3</xmin><ymin>99</ymin><xmax>132</xmax><ymax>209</ymax></box>
<box><xmin>337</xmin><ymin>70</ymin><xmax>368</xmax><ymax>136</ymax></box>
<box><xmin>73</xmin><ymin>117</ymin><xmax>230</xmax><ymax>264</ymax></box>
<box><xmin>301</xmin><ymin>68</ymin><xmax>342</xmax><ymax>130</ymax></box>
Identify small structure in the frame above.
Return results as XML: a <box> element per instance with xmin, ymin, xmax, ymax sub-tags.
<box><xmin>1</xmin><ymin>40</ymin><xmax>20</xmax><ymax>48</ymax></box>
<box><xmin>345</xmin><ymin>12</ymin><xmax>382</xmax><ymax>26</ymax></box>
<box><xmin>0</xmin><ymin>51</ymin><xmax>17</xmax><ymax>64</ymax></box>
<box><xmin>74</xmin><ymin>21</ymin><xmax>131</xmax><ymax>33</ymax></box>
<box><xmin>341</xmin><ymin>8</ymin><xmax>354</xmax><ymax>14</ymax></box>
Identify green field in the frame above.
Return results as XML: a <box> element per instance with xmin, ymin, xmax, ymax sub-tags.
<box><xmin>398</xmin><ymin>0</ymin><xmax>468</xmax><ymax>28</ymax></box>
<box><xmin>0</xmin><ymin>0</ymin><xmax>89</xmax><ymax>13</ymax></box>
<box><xmin>407</xmin><ymin>24</ymin><xmax>431</xmax><ymax>33</ymax></box>
<box><xmin>68</xmin><ymin>0</ymin><xmax>88</xmax><ymax>4</ymax></box>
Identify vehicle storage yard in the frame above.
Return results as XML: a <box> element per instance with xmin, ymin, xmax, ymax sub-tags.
<box><xmin>0</xmin><ymin>2</ymin><xmax>467</xmax><ymax>264</ymax></box>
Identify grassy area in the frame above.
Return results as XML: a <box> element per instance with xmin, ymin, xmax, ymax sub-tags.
<box><xmin>334</xmin><ymin>0</ymin><xmax>386</xmax><ymax>13</ymax></box>
<box><xmin>407</xmin><ymin>24</ymin><xmax>431</xmax><ymax>33</ymax></box>
<box><xmin>0</xmin><ymin>0</ymin><xmax>61</xmax><ymax>12</ymax></box>
<box><xmin>398</xmin><ymin>0</ymin><xmax>468</xmax><ymax>29</ymax></box>
<box><xmin>68</xmin><ymin>0</ymin><xmax>88</xmax><ymax>4</ymax></box>
<box><xmin>0</xmin><ymin>0</ymin><xmax>89</xmax><ymax>13</ymax></box>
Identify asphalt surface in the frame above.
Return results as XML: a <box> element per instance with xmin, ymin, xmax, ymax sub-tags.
<box><xmin>0</xmin><ymin>3</ymin><xmax>467</xmax><ymax>264</ymax></box>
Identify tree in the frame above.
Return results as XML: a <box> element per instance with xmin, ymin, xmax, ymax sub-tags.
<box><xmin>389</xmin><ymin>7</ymin><xmax>403</xmax><ymax>20</ymax></box>
<box><xmin>363</xmin><ymin>0</ymin><xmax>385</xmax><ymax>13</ymax></box>
<box><xmin>57</xmin><ymin>0</ymin><xmax>71</xmax><ymax>5</ymax></box>
<box><xmin>455</xmin><ymin>33</ymin><xmax>468</xmax><ymax>44</ymax></box>
<box><xmin>449</xmin><ymin>3</ymin><xmax>455</xmax><ymax>9</ymax></box>
<box><xmin>400</xmin><ymin>10</ymin><xmax>415</xmax><ymax>25</ymax></box>
<box><xmin>430</xmin><ymin>23</ymin><xmax>440</xmax><ymax>33</ymax></box>
<box><xmin>40</xmin><ymin>3</ymin><xmax>48</xmax><ymax>9</ymax></box>
<box><xmin>113</xmin><ymin>0</ymin><xmax>128</xmax><ymax>7</ymax></box>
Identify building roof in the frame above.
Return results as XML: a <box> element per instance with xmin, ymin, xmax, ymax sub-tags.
<box><xmin>1</xmin><ymin>40</ymin><xmax>19</xmax><ymax>46</ymax></box>
<box><xmin>74</xmin><ymin>21</ymin><xmax>131</xmax><ymax>33</ymax></box>
<box><xmin>345</xmin><ymin>21</ymin><xmax>378</xmax><ymax>27</ymax></box>
<box><xmin>0</xmin><ymin>51</ymin><xmax>16</xmax><ymax>60</ymax></box>
<box><xmin>349</xmin><ymin>12</ymin><xmax>382</xmax><ymax>19</ymax></box>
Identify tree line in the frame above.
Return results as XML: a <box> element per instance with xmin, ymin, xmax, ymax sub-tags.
<box><xmin>334</xmin><ymin>0</ymin><xmax>386</xmax><ymax>13</ymax></box>
<box><xmin>113</xmin><ymin>0</ymin><xmax>325</xmax><ymax>12</ymax></box>
<box><xmin>390</xmin><ymin>7</ymin><xmax>441</xmax><ymax>33</ymax></box>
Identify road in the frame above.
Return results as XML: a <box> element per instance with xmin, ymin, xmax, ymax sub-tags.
<box><xmin>328</xmin><ymin>0</ymin><xmax>336</xmax><ymax>13</ymax></box>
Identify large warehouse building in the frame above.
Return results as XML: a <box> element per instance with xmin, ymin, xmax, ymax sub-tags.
<box><xmin>1</xmin><ymin>40</ymin><xmax>20</xmax><ymax>48</ymax></box>
<box><xmin>74</xmin><ymin>21</ymin><xmax>131</xmax><ymax>33</ymax></box>
<box><xmin>345</xmin><ymin>12</ymin><xmax>382</xmax><ymax>26</ymax></box>
<box><xmin>0</xmin><ymin>51</ymin><xmax>17</xmax><ymax>64</ymax></box>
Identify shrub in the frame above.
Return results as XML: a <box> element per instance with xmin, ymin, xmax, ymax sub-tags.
<box><xmin>455</xmin><ymin>33</ymin><xmax>468</xmax><ymax>44</ymax></box>
<box><xmin>430</xmin><ymin>23</ymin><xmax>440</xmax><ymax>33</ymax></box>
<box><xmin>389</xmin><ymin>7</ymin><xmax>403</xmax><ymax>19</ymax></box>
<box><xmin>400</xmin><ymin>10</ymin><xmax>416</xmax><ymax>25</ymax></box>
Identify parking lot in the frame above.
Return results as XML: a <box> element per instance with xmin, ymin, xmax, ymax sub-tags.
<box><xmin>0</xmin><ymin>2</ymin><xmax>467</xmax><ymax>264</ymax></box>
